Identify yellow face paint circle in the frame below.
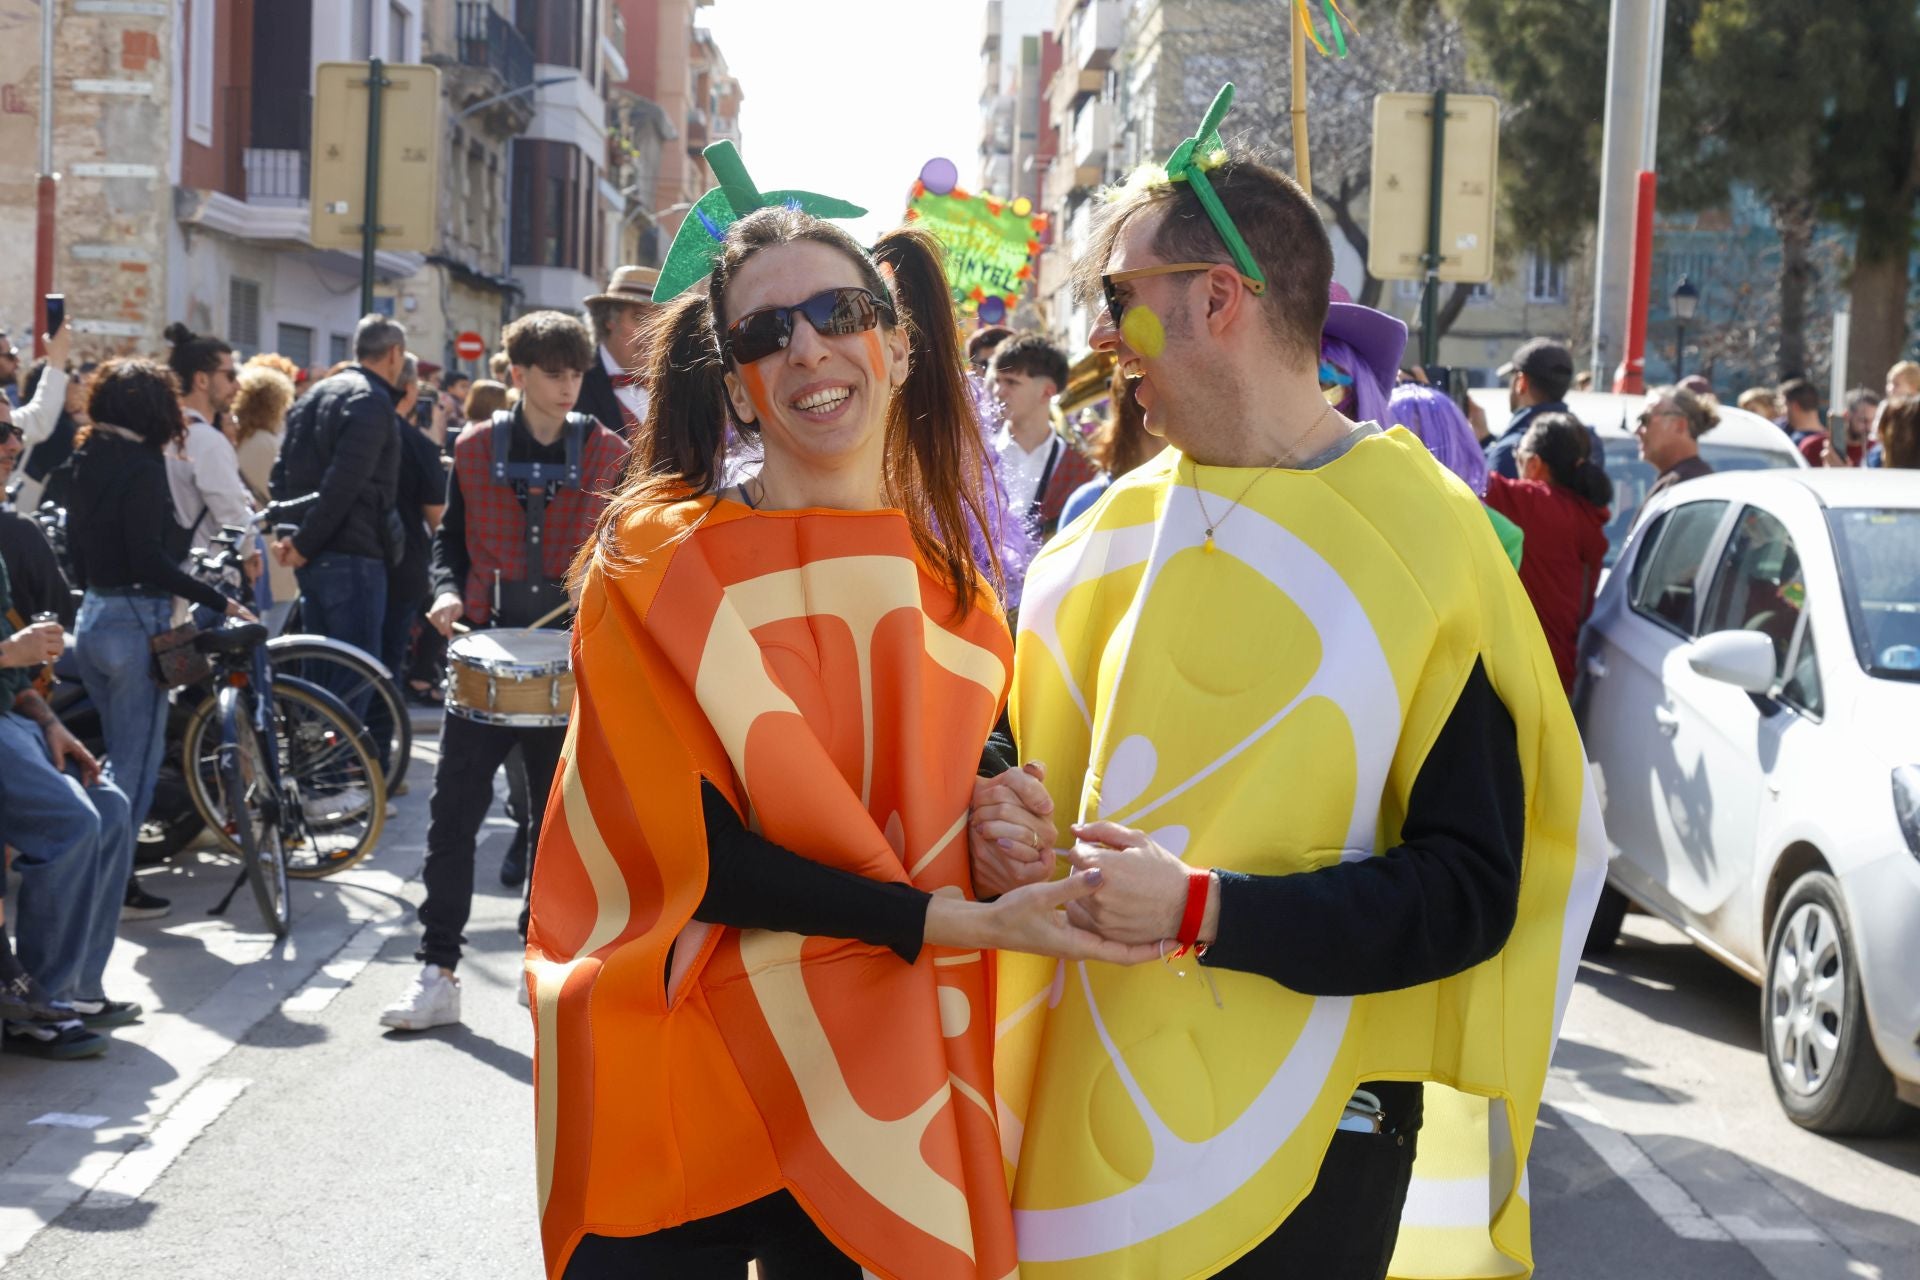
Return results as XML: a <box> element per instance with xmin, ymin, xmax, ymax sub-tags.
<box><xmin>1012</xmin><ymin>196</ymin><xmax>1033</xmax><ymax>217</ymax></box>
<box><xmin>1121</xmin><ymin>305</ymin><xmax>1167</xmax><ymax>359</ymax></box>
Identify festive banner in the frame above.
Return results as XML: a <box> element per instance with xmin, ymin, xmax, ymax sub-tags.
<box><xmin>904</xmin><ymin>158</ymin><xmax>1047</xmax><ymax>322</ymax></box>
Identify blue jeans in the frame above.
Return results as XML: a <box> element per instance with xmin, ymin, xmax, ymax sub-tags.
<box><xmin>74</xmin><ymin>591</ymin><xmax>173</xmax><ymax>831</ymax></box>
<box><xmin>296</xmin><ymin>553</ymin><xmax>388</xmax><ymax>721</ymax></box>
<box><xmin>0</xmin><ymin>712</ymin><xmax>133</xmax><ymax>1002</ymax></box>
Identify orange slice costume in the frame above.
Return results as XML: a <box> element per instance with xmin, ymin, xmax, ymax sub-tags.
<box><xmin>526</xmin><ymin>496</ymin><xmax>1019</xmax><ymax>1280</ymax></box>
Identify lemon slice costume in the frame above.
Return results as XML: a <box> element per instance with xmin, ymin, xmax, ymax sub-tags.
<box><xmin>998</xmin><ymin>433</ymin><xmax>1608</xmax><ymax>1279</ymax></box>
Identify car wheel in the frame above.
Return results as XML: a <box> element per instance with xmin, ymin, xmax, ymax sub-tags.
<box><xmin>1763</xmin><ymin>872</ymin><xmax>1913</xmax><ymax>1136</ymax></box>
<box><xmin>1583</xmin><ymin>885</ymin><xmax>1631</xmax><ymax>957</ymax></box>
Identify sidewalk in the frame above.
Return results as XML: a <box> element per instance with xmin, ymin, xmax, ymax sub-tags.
<box><xmin>0</xmin><ymin>710</ymin><xmax>544</xmax><ymax>1276</ymax></box>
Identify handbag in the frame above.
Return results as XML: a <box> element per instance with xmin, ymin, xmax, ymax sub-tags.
<box><xmin>148</xmin><ymin>620</ymin><xmax>211</xmax><ymax>690</ymax></box>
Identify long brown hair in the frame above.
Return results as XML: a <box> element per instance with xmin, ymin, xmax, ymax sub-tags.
<box><xmin>1090</xmin><ymin>366</ymin><xmax>1156</xmax><ymax>477</ymax></box>
<box><xmin>579</xmin><ymin>208</ymin><xmax>998</xmax><ymax>614</ymax></box>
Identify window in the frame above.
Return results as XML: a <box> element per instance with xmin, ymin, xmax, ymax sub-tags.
<box><xmin>276</xmin><ymin>323</ymin><xmax>314</xmax><ymax>369</ymax></box>
<box><xmin>351</xmin><ymin>0</ymin><xmax>371</xmax><ymax>60</ymax></box>
<box><xmin>1699</xmin><ymin>506</ymin><xmax>1821</xmax><ymax>714</ymax></box>
<box><xmin>516</xmin><ymin>0</ymin><xmax>581</xmax><ymax>68</ymax></box>
<box><xmin>329</xmin><ymin>333</ymin><xmax>350</xmax><ymax>366</ymax></box>
<box><xmin>1527</xmin><ymin>253</ymin><xmax>1567</xmax><ymax>303</ymax></box>
<box><xmin>228</xmin><ymin>278</ymin><xmax>262</xmax><ymax>353</ymax></box>
<box><xmin>1630</xmin><ymin>500</ymin><xmax>1730</xmax><ymax>635</ymax></box>
<box><xmin>511</xmin><ymin>140</ymin><xmax>590</xmax><ymax>271</ymax></box>
<box><xmin>187</xmin><ymin>0</ymin><xmax>214</xmax><ymax>146</ymax></box>
<box><xmin>388</xmin><ymin>2</ymin><xmax>410</xmax><ymax>61</ymax></box>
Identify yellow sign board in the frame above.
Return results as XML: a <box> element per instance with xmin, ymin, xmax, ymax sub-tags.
<box><xmin>309</xmin><ymin>62</ymin><xmax>441</xmax><ymax>253</ymax></box>
<box><xmin>1366</xmin><ymin>93</ymin><xmax>1499</xmax><ymax>284</ymax></box>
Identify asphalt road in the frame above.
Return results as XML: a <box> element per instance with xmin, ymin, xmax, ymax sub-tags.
<box><xmin>3</xmin><ymin>722</ymin><xmax>1916</xmax><ymax>1277</ymax></box>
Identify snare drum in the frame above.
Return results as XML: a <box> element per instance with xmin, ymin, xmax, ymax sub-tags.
<box><xmin>446</xmin><ymin>628</ymin><xmax>574</xmax><ymax>727</ymax></box>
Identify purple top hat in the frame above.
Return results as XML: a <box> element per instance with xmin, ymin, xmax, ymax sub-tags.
<box><xmin>1323</xmin><ymin>282</ymin><xmax>1409</xmax><ymax>404</ymax></box>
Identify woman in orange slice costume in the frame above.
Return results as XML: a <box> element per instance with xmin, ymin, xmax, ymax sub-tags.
<box><xmin>527</xmin><ymin>145</ymin><xmax>1160</xmax><ymax>1280</ymax></box>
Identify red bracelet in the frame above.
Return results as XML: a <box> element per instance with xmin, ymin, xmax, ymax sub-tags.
<box><xmin>1174</xmin><ymin>867</ymin><xmax>1211</xmax><ymax>957</ymax></box>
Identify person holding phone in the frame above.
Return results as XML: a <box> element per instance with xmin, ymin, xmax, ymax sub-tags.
<box><xmin>4</xmin><ymin>306</ymin><xmax>72</xmax><ymax>490</ymax></box>
<box><xmin>1805</xmin><ymin>387</ymin><xmax>1879</xmax><ymax>467</ymax></box>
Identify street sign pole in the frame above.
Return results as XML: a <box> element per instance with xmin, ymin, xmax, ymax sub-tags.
<box><xmin>1419</xmin><ymin>90</ymin><xmax>1447</xmax><ymax>370</ymax></box>
<box><xmin>359</xmin><ymin>58</ymin><xmax>387</xmax><ymax>318</ymax></box>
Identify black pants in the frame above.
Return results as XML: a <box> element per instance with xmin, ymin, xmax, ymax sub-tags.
<box><xmin>415</xmin><ymin>713</ymin><xmax>566</xmax><ymax>971</ymax></box>
<box><xmin>562</xmin><ymin>1190</ymin><xmax>858</xmax><ymax>1280</ymax></box>
<box><xmin>1218</xmin><ymin>1080</ymin><xmax>1424</xmax><ymax>1280</ymax></box>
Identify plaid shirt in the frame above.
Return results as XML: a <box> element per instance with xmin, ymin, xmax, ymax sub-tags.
<box><xmin>451</xmin><ymin>414</ymin><xmax>627</xmax><ymax>626</ymax></box>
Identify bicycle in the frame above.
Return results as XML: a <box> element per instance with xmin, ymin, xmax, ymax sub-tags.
<box><xmin>183</xmin><ymin>503</ymin><xmax>388</xmax><ymax>933</ymax></box>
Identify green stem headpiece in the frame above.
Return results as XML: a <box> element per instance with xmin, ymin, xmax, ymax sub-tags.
<box><xmin>652</xmin><ymin>141</ymin><xmax>869</xmax><ymax>304</ymax></box>
<box><xmin>1162</xmin><ymin>83</ymin><xmax>1266</xmax><ymax>295</ymax></box>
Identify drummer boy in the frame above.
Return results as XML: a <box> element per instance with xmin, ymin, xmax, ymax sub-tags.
<box><xmin>380</xmin><ymin>310</ymin><xmax>628</xmax><ymax>1032</ymax></box>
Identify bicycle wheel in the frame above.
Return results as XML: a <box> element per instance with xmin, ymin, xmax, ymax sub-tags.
<box><xmin>217</xmin><ymin>687</ymin><xmax>289</xmax><ymax>937</ymax></box>
<box><xmin>185</xmin><ymin>677</ymin><xmax>387</xmax><ymax>877</ymax></box>
<box><xmin>267</xmin><ymin>636</ymin><xmax>413</xmax><ymax>794</ymax></box>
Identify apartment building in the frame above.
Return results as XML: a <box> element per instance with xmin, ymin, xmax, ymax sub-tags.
<box><xmin>978</xmin><ymin>0</ymin><xmax>1058</xmax><ymax>204</ymax></box>
<box><xmin>615</xmin><ymin>0</ymin><xmax>743</xmax><ymax>269</ymax></box>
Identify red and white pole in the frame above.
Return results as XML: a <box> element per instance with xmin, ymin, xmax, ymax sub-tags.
<box><xmin>1615</xmin><ymin>172</ymin><xmax>1657</xmax><ymax>394</ymax></box>
<box><xmin>33</xmin><ymin>0</ymin><xmax>55</xmax><ymax>357</ymax></box>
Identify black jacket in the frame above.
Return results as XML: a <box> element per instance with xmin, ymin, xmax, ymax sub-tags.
<box><xmin>64</xmin><ymin>434</ymin><xmax>227</xmax><ymax>613</ymax></box>
<box><xmin>575</xmin><ymin>353</ymin><xmax>630</xmax><ymax>440</ymax></box>
<box><xmin>271</xmin><ymin>364</ymin><xmax>401</xmax><ymax>561</ymax></box>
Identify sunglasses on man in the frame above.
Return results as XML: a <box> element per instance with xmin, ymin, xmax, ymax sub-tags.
<box><xmin>1100</xmin><ymin>261</ymin><xmax>1265</xmax><ymax>330</ymax></box>
<box><xmin>725</xmin><ymin>287</ymin><xmax>895</xmax><ymax>366</ymax></box>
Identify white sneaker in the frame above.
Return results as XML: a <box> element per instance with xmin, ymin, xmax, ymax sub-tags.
<box><xmin>378</xmin><ymin>964</ymin><xmax>461</xmax><ymax>1030</ymax></box>
<box><xmin>304</xmin><ymin>786</ymin><xmax>371</xmax><ymax>826</ymax></box>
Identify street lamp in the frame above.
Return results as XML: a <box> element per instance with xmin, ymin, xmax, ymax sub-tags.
<box><xmin>1671</xmin><ymin>275</ymin><xmax>1699</xmax><ymax>380</ymax></box>
<box><xmin>456</xmin><ymin>74</ymin><xmax>576</xmax><ymax>122</ymax></box>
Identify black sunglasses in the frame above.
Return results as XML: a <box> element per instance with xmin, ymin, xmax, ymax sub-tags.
<box><xmin>725</xmin><ymin>287</ymin><xmax>895</xmax><ymax>366</ymax></box>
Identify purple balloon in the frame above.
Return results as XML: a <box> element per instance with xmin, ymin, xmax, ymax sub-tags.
<box><xmin>978</xmin><ymin>296</ymin><xmax>1007</xmax><ymax>324</ymax></box>
<box><xmin>920</xmin><ymin>157</ymin><xmax>959</xmax><ymax>196</ymax></box>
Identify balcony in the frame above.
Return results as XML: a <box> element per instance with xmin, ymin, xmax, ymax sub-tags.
<box><xmin>1051</xmin><ymin>65</ymin><xmax>1103</xmax><ymax>120</ymax></box>
<box><xmin>982</xmin><ymin>0</ymin><xmax>1001</xmax><ymax>54</ymax></box>
<box><xmin>686</xmin><ymin>107</ymin><xmax>709</xmax><ymax>155</ymax></box>
<box><xmin>1070</xmin><ymin>99</ymin><xmax>1113</xmax><ymax>182</ymax></box>
<box><xmin>1072</xmin><ymin>0</ymin><xmax>1121</xmax><ymax>73</ymax></box>
<box><xmin>219</xmin><ymin>86</ymin><xmax>309</xmax><ymax>206</ymax></box>
<box><xmin>457</xmin><ymin>2</ymin><xmax>534</xmax><ymax>98</ymax></box>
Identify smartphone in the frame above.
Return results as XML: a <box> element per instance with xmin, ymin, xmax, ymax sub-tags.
<box><xmin>44</xmin><ymin>294</ymin><xmax>64</xmax><ymax>337</ymax></box>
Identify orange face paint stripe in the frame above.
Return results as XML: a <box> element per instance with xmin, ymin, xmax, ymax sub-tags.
<box><xmin>860</xmin><ymin>329</ymin><xmax>886</xmax><ymax>381</ymax></box>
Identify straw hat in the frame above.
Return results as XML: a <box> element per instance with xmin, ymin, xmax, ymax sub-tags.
<box><xmin>584</xmin><ymin>265</ymin><xmax>660</xmax><ymax>308</ymax></box>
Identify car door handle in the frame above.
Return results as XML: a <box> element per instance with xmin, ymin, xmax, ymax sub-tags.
<box><xmin>1586</xmin><ymin>655</ymin><xmax>1609</xmax><ymax>679</ymax></box>
<box><xmin>1653</xmin><ymin>706</ymin><xmax>1680</xmax><ymax>736</ymax></box>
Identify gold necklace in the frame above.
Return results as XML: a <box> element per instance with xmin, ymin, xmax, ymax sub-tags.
<box><xmin>1190</xmin><ymin>401</ymin><xmax>1337</xmax><ymax>552</ymax></box>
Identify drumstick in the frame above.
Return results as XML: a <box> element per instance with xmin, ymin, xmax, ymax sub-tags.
<box><xmin>450</xmin><ymin>621</ymin><xmax>471</xmax><ymax>635</ymax></box>
<box><xmin>527</xmin><ymin>600</ymin><xmax>573</xmax><ymax>630</ymax></box>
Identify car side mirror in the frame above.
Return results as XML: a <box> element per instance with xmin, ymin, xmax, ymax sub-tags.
<box><xmin>1685</xmin><ymin>630</ymin><xmax>1778</xmax><ymax>694</ymax></box>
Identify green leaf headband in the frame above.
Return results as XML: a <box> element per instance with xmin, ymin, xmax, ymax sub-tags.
<box><xmin>652</xmin><ymin>141</ymin><xmax>869</xmax><ymax>305</ymax></box>
<box><xmin>1162</xmin><ymin>83</ymin><xmax>1266</xmax><ymax>295</ymax></box>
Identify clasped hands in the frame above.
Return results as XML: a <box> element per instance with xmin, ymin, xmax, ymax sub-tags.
<box><xmin>963</xmin><ymin>763</ymin><xmax>1208</xmax><ymax>967</ymax></box>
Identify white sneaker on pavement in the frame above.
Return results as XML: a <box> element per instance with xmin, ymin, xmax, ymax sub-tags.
<box><xmin>378</xmin><ymin>964</ymin><xmax>461</xmax><ymax>1031</ymax></box>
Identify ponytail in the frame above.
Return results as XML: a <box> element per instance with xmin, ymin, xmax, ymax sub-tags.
<box><xmin>1520</xmin><ymin>412</ymin><xmax>1613</xmax><ymax>509</ymax></box>
<box><xmin>572</xmin><ymin>293</ymin><xmax>729</xmax><ymax>589</ymax></box>
<box><xmin>871</xmin><ymin>226</ymin><xmax>1000</xmax><ymax>613</ymax></box>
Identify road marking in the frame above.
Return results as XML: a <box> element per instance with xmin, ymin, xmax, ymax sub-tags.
<box><xmin>27</xmin><ymin>1114</ymin><xmax>109</xmax><ymax>1130</ymax></box>
<box><xmin>283</xmin><ymin>915</ymin><xmax>393</xmax><ymax>1013</ymax></box>
<box><xmin>1547</xmin><ymin>1093</ymin><xmax>1733</xmax><ymax>1241</ymax></box>
<box><xmin>77</xmin><ymin>1078</ymin><xmax>252</xmax><ymax>1210</ymax></box>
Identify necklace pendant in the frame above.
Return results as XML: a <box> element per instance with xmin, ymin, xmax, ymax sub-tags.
<box><xmin>1202</xmin><ymin>529</ymin><xmax>1217</xmax><ymax>554</ymax></box>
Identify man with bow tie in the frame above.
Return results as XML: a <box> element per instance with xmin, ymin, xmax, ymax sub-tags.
<box><xmin>577</xmin><ymin>266</ymin><xmax>659</xmax><ymax>439</ymax></box>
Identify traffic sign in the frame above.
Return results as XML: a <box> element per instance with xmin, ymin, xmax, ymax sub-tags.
<box><xmin>310</xmin><ymin>61</ymin><xmax>441</xmax><ymax>254</ymax></box>
<box><xmin>454</xmin><ymin>331</ymin><xmax>486</xmax><ymax>362</ymax></box>
<box><xmin>1367</xmin><ymin>93</ymin><xmax>1499</xmax><ymax>284</ymax></box>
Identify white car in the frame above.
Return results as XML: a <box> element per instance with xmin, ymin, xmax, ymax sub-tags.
<box><xmin>1470</xmin><ymin>389</ymin><xmax>1806</xmax><ymax>565</ymax></box>
<box><xmin>1574</xmin><ymin>468</ymin><xmax>1920</xmax><ymax>1134</ymax></box>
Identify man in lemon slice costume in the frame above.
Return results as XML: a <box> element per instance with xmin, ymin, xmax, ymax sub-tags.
<box><xmin>984</xmin><ymin>86</ymin><xmax>1609</xmax><ymax>1279</ymax></box>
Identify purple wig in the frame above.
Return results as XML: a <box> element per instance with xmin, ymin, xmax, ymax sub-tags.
<box><xmin>967</xmin><ymin>371</ymin><xmax>1039</xmax><ymax>608</ymax></box>
<box><xmin>1388</xmin><ymin>382</ymin><xmax>1489</xmax><ymax>496</ymax></box>
<box><xmin>1320</xmin><ymin>334</ymin><xmax>1391</xmax><ymax>432</ymax></box>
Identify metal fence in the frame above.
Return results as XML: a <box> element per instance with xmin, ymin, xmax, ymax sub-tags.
<box><xmin>457</xmin><ymin>2</ymin><xmax>534</xmax><ymax>97</ymax></box>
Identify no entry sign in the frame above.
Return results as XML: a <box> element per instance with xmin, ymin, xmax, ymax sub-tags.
<box><xmin>454</xmin><ymin>331</ymin><xmax>486</xmax><ymax>361</ymax></box>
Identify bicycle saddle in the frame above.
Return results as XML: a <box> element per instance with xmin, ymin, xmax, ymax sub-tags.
<box><xmin>194</xmin><ymin>623</ymin><xmax>269</xmax><ymax>656</ymax></box>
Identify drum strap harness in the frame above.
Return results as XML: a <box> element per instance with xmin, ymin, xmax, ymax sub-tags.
<box><xmin>487</xmin><ymin>410</ymin><xmax>590</xmax><ymax>628</ymax></box>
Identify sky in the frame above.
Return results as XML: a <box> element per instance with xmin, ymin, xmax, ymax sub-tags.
<box><xmin>698</xmin><ymin>0</ymin><xmax>988</xmax><ymax>245</ymax></box>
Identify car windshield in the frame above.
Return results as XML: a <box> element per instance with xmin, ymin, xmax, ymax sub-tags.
<box><xmin>1827</xmin><ymin>508</ymin><xmax>1920</xmax><ymax>682</ymax></box>
<box><xmin>1600</xmin><ymin>443</ymin><xmax>1798</xmax><ymax>566</ymax></box>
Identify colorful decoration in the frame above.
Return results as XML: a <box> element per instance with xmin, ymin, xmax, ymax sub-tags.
<box><xmin>919</xmin><ymin>156</ymin><xmax>960</xmax><ymax>196</ymax></box>
<box><xmin>653</xmin><ymin>141</ymin><xmax>867</xmax><ymax>304</ymax></box>
<box><xmin>905</xmin><ymin>167</ymin><xmax>1048</xmax><ymax>315</ymax></box>
<box><xmin>1295</xmin><ymin>0</ymin><xmax>1354</xmax><ymax>57</ymax></box>
<box><xmin>1162</xmin><ymin>84</ymin><xmax>1267</xmax><ymax>294</ymax></box>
